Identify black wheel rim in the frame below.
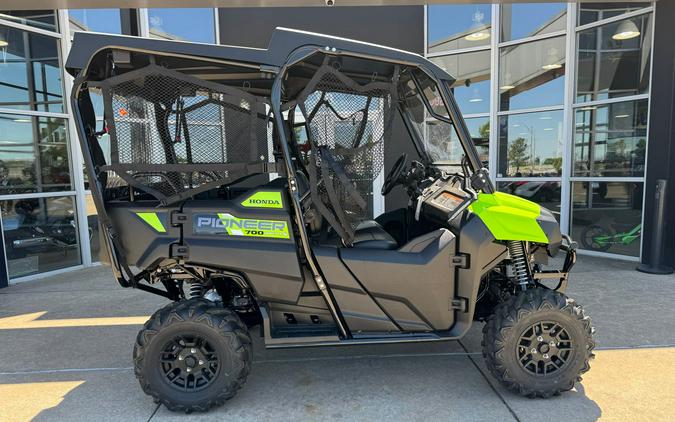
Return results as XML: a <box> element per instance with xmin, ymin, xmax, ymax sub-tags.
<box><xmin>516</xmin><ymin>321</ymin><xmax>573</xmax><ymax>376</ymax></box>
<box><xmin>159</xmin><ymin>335</ymin><xmax>220</xmax><ymax>392</ymax></box>
<box><xmin>582</xmin><ymin>227</ymin><xmax>609</xmax><ymax>251</ymax></box>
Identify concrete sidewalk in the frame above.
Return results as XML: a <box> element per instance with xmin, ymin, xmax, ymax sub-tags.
<box><xmin>0</xmin><ymin>256</ymin><xmax>674</xmax><ymax>421</ymax></box>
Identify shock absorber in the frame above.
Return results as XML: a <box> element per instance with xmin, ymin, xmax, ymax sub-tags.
<box><xmin>188</xmin><ymin>280</ymin><xmax>206</xmax><ymax>299</ymax></box>
<box><xmin>507</xmin><ymin>240</ymin><xmax>531</xmax><ymax>290</ymax></box>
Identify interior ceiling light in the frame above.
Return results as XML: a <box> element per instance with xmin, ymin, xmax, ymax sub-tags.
<box><xmin>469</xmin><ymin>87</ymin><xmax>483</xmax><ymax>103</ymax></box>
<box><xmin>542</xmin><ymin>48</ymin><xmax>562</xmax><ymax>70</ymax></box>
<box><xmin>12</xmin><ymin>118</ymin><xmax>31</xmax><ymax>123</ymax></box>
<box><xmin>465</xmin><ymin>10</ymin><xmax>490</xmax><ymax>42</ymax></box>
<box><xmin>540</xmin><ymin>116</ymin><xmax>552</xmax><ymax>120</ymax></box>
<box><xmin>612</xmin><ymin>20</ymin><xmax>640</xmax><ymax>40</ymax></box>
<box><xmin>543</xmin><ymin>128</ymin><xmax>554</xmax><ymax>131</ymax></box>
<box><xmin>501</xmin><ymin>72</ymin><xmax>515</xmax><ymax>90</ymax></box>
<box><xmin>615</xmin><ymin>114</ymin><xmax>630</xmax><ymax>118</ymax></box>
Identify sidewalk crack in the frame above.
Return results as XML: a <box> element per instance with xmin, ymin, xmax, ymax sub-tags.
<box><xmin>147</xmin><ymin>403</ymin><xmax>161</xmax><ymax>421</ymax></box>
<box><xmin>458</xmin><ymin>340</ymin><xmax>521</xmax><ymax>422</ymax></box>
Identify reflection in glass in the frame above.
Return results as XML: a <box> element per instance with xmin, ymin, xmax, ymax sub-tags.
<box><xmin>0</xmin><ymin>195</ymin><xmax>81</xmax><ymax>278</ymax></box>
<box><xmin>427</xmin><ymin>4</ymin><xmax>492</xmax><ymax>53</ymax></box>
<box><xmin>500</xmin><ymin>3</ymin><xmax>566</xmax><ymax>42</ymax></box>
<box><xmin>498</xmin><ymin>181</ymin><xmax>561</xmax><ymax>219</ymax></box>
<box><xmin>431</xmin><ymin>50</ymin><xmax>490</xmax><ymax>115</ymax></box>
<box><xmin>425</xmin><ymin>120</ymin><xmax>462</xmax><ymax>164</ymax></box>
<box><xmin>0</xmin><ymin>114</ymin><xmax>72</xmax><ymax>194</ymax></box>
<box><xmin>148</xmin><ymin>8</ymin><xmax>215</xmax><ymax>43</ymax></box>
<box><xmin>573</xmin><ymin>99</ymin><xmax>647</xmax><ymax>177</ymax></box>
<box><xmin>425</xmin><ymin>117</ymin><xmax>489</xmax><ymax>165</ymax></box>
<box><xmin>0</xmin><ymin>10</ymin><xmax>58</xmax><ymax>32</ymax></box>
<box><xmin>462</xmin><ymin>117</ymin><xmax>490</xmax><ymax>165</ymax></box>
<box><xmin>499</xmin><ymin>36</ymin><xmax>566</xmax><ymax>111</ymax></box>
<box><xmin>576</xmin><ymin>14</ymin><xmax>652</xmax><ymax>103</ymax></box>
<box><xmin>498</xmin><ymin>110</ymin><xmax>563</xmax><ymax>177</ymax></box>
<box><xmin>571</xmin><ymin>181</ymin><xmax>642</xmax><ymax>257</ymax></box>
<box><xmin>84</xmin><ymin>193</ymin><xmax>100</xmax><ymax>262</ymax></box>
<box><xmin>69</xmin><ymin>9</ymin><xmax>122</xmax><ymax>34</ymax></box>
<box><xmin>0</xmin><ymin>25</ymin><xmax>64</xmax><ymax>113</ymax></box>
<box><xmin>578</xmin><ymin>2</ymin><xmax>651</xmax><ymax>26</ymax></box>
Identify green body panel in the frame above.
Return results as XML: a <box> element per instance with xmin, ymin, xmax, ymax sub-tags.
<box><xmin>135</xmin><ymin>212</ymin><xmax>167</xmax><ymax>233</ymax></box>
<box><xmin>217</xmin><ymin>213</ymin><xmax>290</xmax><ymax>239</ymax></box>
<box><xmin>240</xmin><ymin>191</ymin><xmax>284</xmax><ymax>209</ymax></box>
<box><xmin>469</xmin><ymin>192</ymin><xmax>548</xmax><ymax>243</ymax></box>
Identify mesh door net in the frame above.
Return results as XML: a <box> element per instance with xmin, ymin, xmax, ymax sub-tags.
<box><xmin>295</xmin><ymin>63</ymin><xmax>397</xmax><ymax>245</ymax></box>
<box><xmin>95</xmin><ymin>64</ymin><xmax>269</xmax><ymax>205</ymax></box>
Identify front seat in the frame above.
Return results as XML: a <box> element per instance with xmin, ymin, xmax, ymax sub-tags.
<box><xmin>351</xmin><ymin>220</ymin><xmax>398</xmax><ymax>250</ymax></box>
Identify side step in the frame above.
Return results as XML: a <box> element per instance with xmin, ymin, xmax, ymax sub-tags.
<box><xmin>260</xmin><ymin>305</ymin><xmax>456</xmax><ymax>348</ymax></box>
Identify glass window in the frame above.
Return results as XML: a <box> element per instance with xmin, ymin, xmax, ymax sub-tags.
<box><xmin>1</xmin><ymin>195</ymin><xmax>81</xmax><ymax>278</ymax></box>
<box><xmin>571</xmin><ymin>181</ymin><xmax>643</xmax><ymax>257</ymax></box>
<box><xmin>499</xmin><ymin>36</ymin><xmax>566</xmax><ymax>111</ymax></box>
<box><xmin>578</xmin><ymin>2</ymin><xmax>651</xmax><ymax>26</ymax></box>
<box><xmin>0</xmin><ymin>10</ymin><xmax>57</xmax><ymax>32</ymax></box>
<box><xmin>498</xmin><ymin>181</ymin><xmax>562</xmax><ymax>219</ymax></box>
<box><xmin>497</xmin><ymin>110</ymin><xmax>564</xmax><ymax>178</ymax></box>
<box><xmin>576</xmin><ymin>14</ymin><xmax>652</xmax><ymax>103</ymax></box>
<box><xmin>0</xmin><ymin>24</ymin><xmax>64</xmax><ymax>113</ymax></box>
<box><xmin>500</xmin><ymin>3</ymin><xmax>567</xmax><ymax>42</ymax></box>
<box><xmin>427</xmin><ymin>4</ymin><xmax>492</xmax><ymax>53</ymax></box>
<box><xmin>148</xmin><ymin>8</ymin><xmax>215</xmax><ymax>43</ymax></box>
<box><xmin>426</xmin><ymin>117</ymin><xmax>489</xmax><ymax>165</ymax></box>
<box><xmin>425</xmin><ymin>120</ymin><xmax>462</xmax><ymax>164</ymax></box>
<box><xmin>573</xmin><ymin>99</ymin><xmax>647</xmax><ymax>177</ymax></box>
<box><xmin>431</xmin><ymin>50</ymin><xmax>490</xmax><ymax>114</ymax></box>
<box><xmin>69</xmin><ymin>9</ymin><xmax>122</xmax><ymax>34</ymax></box>
<box><xmin>463</xmin><ymin>117</ymin><xmax>490</xmax><ymax>165</ymax></box>
<box><xmin>0</xmin><ymin>114</ymin><xmax>72</xmax><ymax>194</ymax></box>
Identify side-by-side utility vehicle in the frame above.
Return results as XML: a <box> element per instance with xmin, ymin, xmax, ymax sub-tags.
<box><xmin>67</xmin><ymin>28</ymin><xmax>594</xmax><ymax>412</ymax></box>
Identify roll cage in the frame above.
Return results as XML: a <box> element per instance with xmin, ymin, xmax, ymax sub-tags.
<box><xmin>68</xmin><ymin>28</ymin><xmax>495</xmax><ymax>337</ymax></box>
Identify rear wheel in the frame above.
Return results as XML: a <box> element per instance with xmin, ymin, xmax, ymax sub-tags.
<box><xmin>580</xmin><ymin>225</ymin><xmax>613</xmax><ymax>252</ymax></box>
<box><xmin>482</xmin><ymin>289</ymin><xmax>594</xmax><ymax>398</ymax></box>
<box><xmin>134</xmin><ymin>299</ymin><xmax>251</xmax><ymax>412</ymax></box>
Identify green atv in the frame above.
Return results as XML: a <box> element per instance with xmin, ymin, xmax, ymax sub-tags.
<box><xmin>67</xmin><ymin>28</ymin><xmax>594</xmax><ymax>412</ymax></box>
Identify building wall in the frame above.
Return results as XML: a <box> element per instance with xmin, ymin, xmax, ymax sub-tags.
<box><xmin>218</xmin><ymin>6</ymin><xmax>423</xmax><ymax>53</ymax></box>
<box><xmin>643</xmin><ymin>0</ymin><xmax>675</xmax><ymax>265</ymax></box>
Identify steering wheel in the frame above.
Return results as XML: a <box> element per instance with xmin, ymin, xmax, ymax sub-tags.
<box><xmin>381</xmin><ymin>153</ymin><xmax>408</xmax><ymax>195</ymax></box>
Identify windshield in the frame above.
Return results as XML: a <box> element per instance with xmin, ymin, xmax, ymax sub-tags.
<box><xmin>399</xmin><ymin>69</ymin><xmax>467</xmax><ymax>165</ymax></box>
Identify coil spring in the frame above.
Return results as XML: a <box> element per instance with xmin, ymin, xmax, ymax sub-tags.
<box><xmin>188</xmin><ymin>281</ymin><xmax>206</xmax><ymax>299</ymax></box>
<box><xmin>507</xmin><ymin>240</ymin><xmax>531</xmax><ymax>288</ymax></box>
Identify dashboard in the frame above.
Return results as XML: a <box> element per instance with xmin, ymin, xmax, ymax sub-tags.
<box><xmin>416</xmin><ymin>175</ymin><xmax>475</xmax><ymax>225</ymax></box>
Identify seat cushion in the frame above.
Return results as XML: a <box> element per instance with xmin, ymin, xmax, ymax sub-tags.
<box><xmin>351</xmin><ymin>220</ymin><xmax>398</xmax><ymax>250</ymax></box>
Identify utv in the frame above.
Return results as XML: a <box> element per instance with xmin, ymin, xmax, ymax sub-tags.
<box><xmin>67</xmin><ymin>28</ymin><xmax>594</xmax><ymax>412</ymax></box>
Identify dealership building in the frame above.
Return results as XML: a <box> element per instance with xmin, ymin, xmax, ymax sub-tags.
<box><xmin>0</xmin><ymin>1</ymin><xmax>673</xmax><ymax>283</ymax></box>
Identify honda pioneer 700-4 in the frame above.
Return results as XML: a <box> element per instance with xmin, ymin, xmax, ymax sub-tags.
<box><xmin>66</xmin><ymin>28</ymin><xmax>594</xmax><ymax>412</ymax></box>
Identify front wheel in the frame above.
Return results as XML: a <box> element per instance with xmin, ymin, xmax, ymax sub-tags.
<box><xmin>482</xmin><ymin>289</ymin><xmax>595</xmax><ymax>398</ymax></box>
<box><xmin>134</xmin><ymin>299</ymin><xmax>252</xmax><ymax>412</ymax></box>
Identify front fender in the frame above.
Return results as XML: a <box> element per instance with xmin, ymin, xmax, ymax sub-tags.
<box><xmin>468</xmin><ymin>192</ymin><xmax>561</xmax><ymax>249</ymax></box>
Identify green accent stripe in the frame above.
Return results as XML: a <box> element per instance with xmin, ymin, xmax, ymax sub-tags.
<box><xmin>136</xmin><ymin>212</ymin><xmax>167</xmax><ymax>233</ymax></box>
